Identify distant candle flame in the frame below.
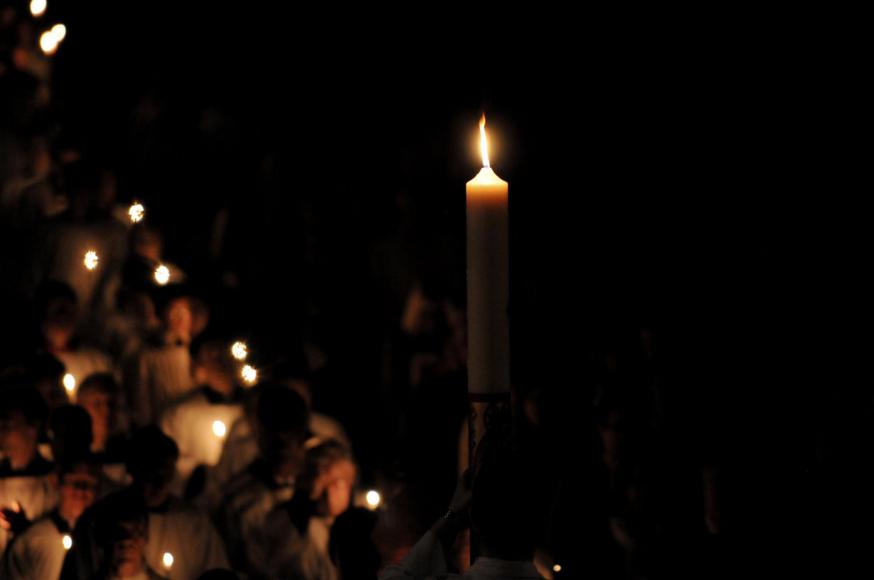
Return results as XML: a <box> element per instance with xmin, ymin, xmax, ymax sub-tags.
<box><xmin>212</xmin><ymin>420</ymin><xmax>227</xmax><ymax>439</ymax></box>
<box><xmin>63</xmin><ymin>373</ymin><xmax>76</xmax><ymax>395</ymax></box>
<box><xmin>83</xmin><ymin>250</ymin><xmax>99</xmax><ymax>270</ymax></box>
<box><xmin>39</xmin><ymin>30</ymin><xmax>58</xmax><ymax>55</ymax></box>
<box><xmin>553</xmin><ymin>564</ymin><xmax>562</xmax><ymax>573</ymax></box>
<box><xmin>365</xmin><ymin>490</ymin><xmax>382</xmax><ymax>510</ymax></box>
<box><xmin>128</xmin><ymin>201</ymin><xmax>145</xmax><ymax>223</ymax></box>
<box><xmin>62</xmin><ymin>534</ymin><xmax>73</xmax><ymax>550</ymax></box>
<box><xmin>479</xmin><ymin>114</ymin><xmax>490</xmax><ymax>168</ymax></box>
<box><xmin>51</xmin><ymin>24</ymin><xmax>66</xmax><ymax>42</ymax></box>
<box><xmin>162</xmin><ymin>552</ymin><xmax>174</xmax><ymax>570</ymax></box>
<box><xmin>154</xmin><ymin>264</ymin><xmax>170</xmax><ymax>286</ymax></box>
<box><xmin>241</xmin><ymin>365</ymin><xmax>258</xmax><ymax>385</ymax></box>
<box><xmin>30</xmin><ymin>0</ymin><xmax>47</xmax><ymax>18</ymax></box>
<box><xmin>231</xmin><ymin>341</ymin><xmax>248</xmax><ymax>361</ymax></box>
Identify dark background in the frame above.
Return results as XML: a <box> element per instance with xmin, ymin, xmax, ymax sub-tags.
<box><xmin>9</xmin><ymin>3</ymin><xmax>870</xmax><ymax>574</ymax></box>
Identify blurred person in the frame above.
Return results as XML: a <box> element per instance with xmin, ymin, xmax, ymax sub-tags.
<box><xmin>2</xmin><ymin>458</ymin><xmax>100</xmax><ymax>580</ymax></box>
<box><xmin>256</xmin><ymin>440</ymin><xmax>357</xmax><ymax>579</ymax></box>
<box><xmin>89</xmin><ymin>499</ymin><xmax>165</xmax><ymax>580</ymax></box>
<box><xmin>217</xmin><ymin>384</ymin><xmax>308</xmax><ymax>575</ymax></box>
<box><xmin>125</xmin><ymin>287</ymin><xmax>196</xmax><ymax>426</ymax></box>
<box><xmin>161</xmin><ymin>333</ymin><xmax>245</xmax><ymax>492</ymax></box>
<box><xmin>0</xmin><ymin>381</ymin><xmax>56</xmax><ymax>553</ymax></box>
<box><xmin>30</xmin><ymin>161</ymin><xmax>128</xmax><ymax>333</ymax></box>
<box><xmin>380</xmin><ymin>435</ymin><xmax>548</xmax><ymax>580</ymax></box>
<box><xmin>64</xmin><ymin>426</ymin><xmax>227</xmax><ymax>580</ymax></box>
<box><xmin>35</xmin><ymin>280</ymin><xmax>114</xmax><ymax>394</ymax></box>
<box><xmin>329</xmin><ymin>507</ymin><xmax>381</xmax><ymax>580</ymax></box>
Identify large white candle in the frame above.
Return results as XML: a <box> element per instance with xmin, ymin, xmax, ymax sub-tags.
<box><xmin>466</xmin><ymin>115</ymin><xmax>510</xmax><ymax>396</ymax></box>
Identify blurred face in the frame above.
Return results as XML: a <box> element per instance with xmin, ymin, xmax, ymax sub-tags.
<box><xmin>0</xmin><ymin>411</ymin><xmax>38</xmax><ymax>456</ymax></box>
<box><xmin>77</xmin><ymin>390</ymin><xmax>112</xmax><ymax>439</ymax></box>
<box><xmin>43</xmin><ymin>298</ymin><xmax>77</xmax><ymax>351</ymax></box>
<box><xmin>59</xmin><ymin>469</ymin><xmax>98</xmax><ymax>520</ymax></box>
<box><xmin>259</xmin><ymin>430</ymin><xmax>305</xmax><ymax>477</ymax></box>
<box><xmin>141</xmin><ymin>456</ymin><xmax>177</xmax><ymax>507</ymax></box>
<box><xmin>110</xmin><ymin>520</ymin><xmax>148</xmax><ymax>576</ymax></box>
<box><xmin>163</xmin><ymin>298</ymin><xmax>192</xmax><ymax>340</ymax></box>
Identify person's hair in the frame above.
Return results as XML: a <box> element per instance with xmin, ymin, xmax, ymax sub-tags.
<box><xmin>297</xmin><ymin>439</ymin><xmax>353</xmax><ymax>494</ymax></box>
<box><xmin>56</xmin><ymin>455</ymin><xmax>101</xmax><ymax>481</ymax></box>
<box><xmin>256</xmin><ymin>383</ymin><xmax>309</xmax><ymax>440</ymax></box>
<box><xmin>77</xmin><ymin>372</ymin><xmax>119</xmax><ymax>398</ymax></box>
<box><xmin>62</xmin><ymin>159</ymin><xmax>101</xmax><ymax>197</ymax></box>
<box><xmin>189</xmin><ymin>330</ymin><xmax>236</xmax><ymax>376</ymax></box>
<box><xmin>93</xmin><ymin>494</ymin><xmax>148</xmax><ymax>549</ymax></box>
<box><xmin>329</xmin><ymin>507</ymin><xmax>380</xmax><ymax>580</ymax></box>
<box><xmin>49</xmin><ymin>404</ymin><xmax>93</xmax><ymax>462</ymax></box>
<box><xmin>124</xmin><ymin>425</ymin><xmax>179</xmax><ymax>481</ymax></box>
<box><xmin>34</xmin><ymin>280</ymin><xmax>77</xmax><ymax>319</ymax></box>
<box><xmin>0</xmin><ymin>381</ymin><xmax>49</xmax><ymax>426</ymax></box>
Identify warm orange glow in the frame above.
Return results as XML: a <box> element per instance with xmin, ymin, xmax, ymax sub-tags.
<box><xmin>62</xmin><ymin>534</ymin><xmax>73</xmax><ymax>550</ymax></box>
<box><xmin>365</xmin><ymin>490</ymin><xmax>382</xmax><ymax>510</ymax></box>
<box><xmin>479</xmin><ymin>114</ymin><xmax>490</xmax><ymax>168</ymax></box>
<box><xmin>62</xmin><ymin>373</ymin><xmax>76</xmax><ymax>395</ymax></box>
<box><xmin>241</xmin><ymin>365</ymin><xmax>258</xmax><ymax>385</ymax></box>
<box><xmin>212</xmin><ymin>420</ymin><xmax>227</xmax><ymax>439</ymax></box>
<box><xmin>162</xmin><ymin>552</ymin><xmax>174</xmax><ymax>570</ymax></box>
<box><xmin>231</xmin><ymin>341</ymin><xmax>248</xmax><ymax>361</ymax></box>
<box><xmin>154</xmin><ymin>264</ymin><xmax>170</xmax><ymax>286</ymax></box>
<box><xmin>39</xmin><ymin>31</ymin><xmax>58</xmax><ymax>55</ymax></box>
<box><xmin>128</xmin><ymin>201</ymin><xmax>145</xmax><ymax>223</ymax></box>
<box><xmin>83</xmin><ymin>250</ymin><xmax>99</xmax><ymax>270</ymax></box>
<box><xmin>51</xmin><ymin>24</ymin><xmax>66</xmax><ymax>42</ymax></box>
<box><xmin>30</xmin><ymin>0</ymin><xmax>47</xmax><ymax>18</ymax></box>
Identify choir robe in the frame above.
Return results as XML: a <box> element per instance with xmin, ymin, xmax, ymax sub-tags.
<box><xmin>159</xmin><ymin>387</ymin><xmax>244</xmax><ymax>492</ymax></box>
<box><xmin>127</xmin><ymin>343</ymin><xmax>193</xmax><ymax>426</ymax></box>
<box><xmin>0</xmin><ymin>456</ymin><xmax>58</xmax><ymax>554</ymax></box>
<box><xmin>216</xmin><ymin>459</ymin><xmax>295</xmax><ymax>575</ymax></box>
<box><xmin>64</xmin><ymin>489</ymin><xmax>228</xmax><ymax>580</ymax></box>
<box><xmin>253</xmin><ymin>506</ymin><xmax>337</xmax><ymax>580</ymax></box>
<box><xmin>55</xmin><ymin>348</ymin><xmax>114</xmax><ymax>388</ymax></box>
<box><xmin>1</xmin><ymin>511</ymin><xmax>71</xmax><ymax>580</ymax></box>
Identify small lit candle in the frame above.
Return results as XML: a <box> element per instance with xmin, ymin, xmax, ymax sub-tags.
<box><xmin>466</xmin><ymin>115</ymin><xmax>510</xmax><ymax>396</ymax></box>
<box><xmin>154</xmin><ymin>264</ymin><xmax>170</xmax><ymax>286</ymax></box>
<box><xmin>51</xmin><ymin>24</ymin><xmax>66</xmax><ymax>42</ymax></box>
<box><xmin>230</xmin><ymin>341</ymin><xmax>248</xmax><ymax>361</ymax></box>
<box><xmin>241</xmin><ymin>364</ymin><xmax>258</xmax><ymax>385</ymax></box>
<box><xmin>83</xmin><ymin>250</ymin><xmax>99</xmax><ymax>271</ymax></box>
<box><xmin>162</xmin><ymin>552</ymin><xmax>174</xmax><ymax>571</ymax></box>
<box><xmin>62</xmin><ymin>373</ymin><xmax>76</xmax><ymax>397</ymax></box>
<box><xmin>30</xmin><ymin>0</ymin><xmax>47</xmax><ymax>18</ymax></box>
<box><xmin>212</xmin><ymin>420</ymin><xmax>227</xmax><ymax>439</ymax></box>
<box><xmin>62</xmin><ymin>534</ymin><xmax>73</xmax><ymax>551</ymax></box>
<box><xmin>39</xmin><ymin>30</ymin><xmax>58</xmax><ymax>55</ymax></box>
<box><xmin>365</xmin><ymin>490</ymin><xmax>382</xmax><ymax>510</ymax></box>
<box><xmin>128</xmin><ymin>201</ymin><xmax>145</xmax><ymax>223</ymax></box>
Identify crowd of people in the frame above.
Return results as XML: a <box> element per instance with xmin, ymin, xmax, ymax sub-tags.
<box><xmin>0</xmin><ymin>3</ymin><xmax>758</xmax><ymax>579</ymax></box>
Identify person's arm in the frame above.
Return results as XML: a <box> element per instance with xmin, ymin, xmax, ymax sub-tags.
<box><xmin>379</xmin><ymin>471</ymin><xmax>472</xmax><ymax>579</ymax></box>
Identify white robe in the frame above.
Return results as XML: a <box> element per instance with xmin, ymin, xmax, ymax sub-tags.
<box><xmin>255</xmin><ymin>507</ymin><xmax>337</xmax><ymax>580</ymax></box>
<box><xmin>159</xmin><ymin>389</ymin><xmax>244</xmax><ymax>492</ymax></box>
<box><xmin>67</xmin><ymin>495</ymin><xmax>228</xmax><ymax>580</ymax></box>
<box><xmin>55</xmin><ymin>348</ymin><xmax>114</xmax><ymax>392</ymax></box>
<box><xmin>127</xmin><ymin>344</ymin><xmax>193</xmax><ymax>426</ymax></box>
<box><xmin>0</xmin><ymin>475</ymin><xmax>58</xmax><ymax>554</ymax></box>
<box><xmin>1</xmin><ymin>514</ymin><xmax>68</xmax><ymax>580</ymax></box>
<box><xmin>217</xmin><ymin>464</ymin><xmax>294</xmax><ymax>575</ymax></box>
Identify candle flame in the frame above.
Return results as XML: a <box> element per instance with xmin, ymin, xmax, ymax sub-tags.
<box><xmin>154</xmin><ymin>264</ymin><xmax>170</xmax><ymax>286</ymax></box>
<box><xmin>30</xmin><ymin>0</ymin><xmax>47</xmax><ymax>18</ymax></box>
<box><xmin>479</xmin><ymin>114</ymin><xmax>490</xmax><ymax>169</ymax></box>
<box><xmin>83</xmin><ymin>250</ymin><xmax>99</xmax><ymax>270</ymax></box>
<box><xmin>51</xmin><ymin>24</ymin><xmax>66</xmax><ymax>42</ymax></box>
<box><xmin>212</xmin><ymin>420</ymin><xmax>227</xmax><ymax>439</ymax></box>
<box><xmin>63</xmin><ymin>373</ymin><xmax>76</xmax><ymax>395</ymax></box>
<box><xmin>241</xmin><ymin>364</ymin><xmax>258</xmax><ymax>385</ymax></box>
<box><xmin>63</xmin><ymin>534</ymin><xmax>73</xmax><ymax>550</ymax></box>
<box><xmin>39</xmin><ymin>30</ymin><xmax>58</xmax><ymax>55</ymax></box>
<box><xmin>231</xmin><ymin>341</ymin><xmax>248</xmax><ymax>361</ymax></box>
<box><xmin>365</xmin><ymin>490</ymin><xmax>382</xmax><ymax>510</ymax></box>
<box><xmin>553</xmin><ymin>564</ymin><xmax>562</xmax><ymax>573</ymax></box>
<box><xmin>128</xmin><ymin>201</ymin><xmax>145</xmax><ymax>223</ymax></box>
<box><xmin>162</xmin><ymin>552</ymin><xmax>174</xmax><ymax>569</ymax></box>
